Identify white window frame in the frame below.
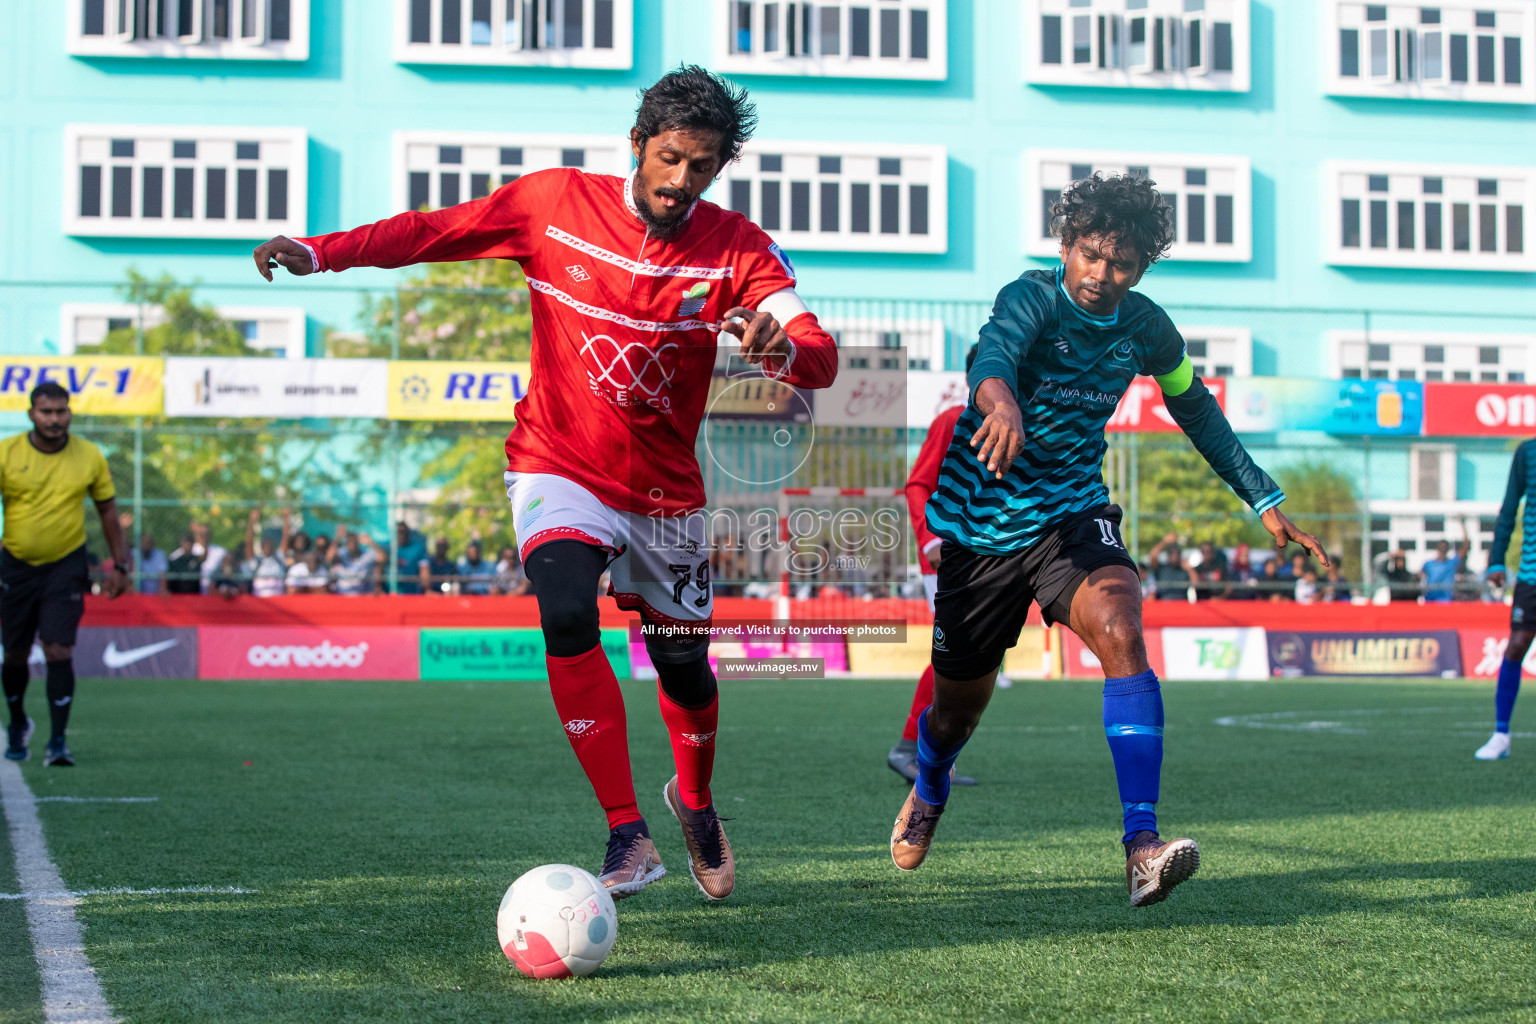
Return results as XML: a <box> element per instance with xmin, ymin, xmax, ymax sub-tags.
<box><xmin>1024</xmin><ymin>0</ymin><xmax>1250</xmax><ymax>92</ymax></box>
<box><xmin>823</xmin><ymin>317</ymin><xmax>945</xmax><ymax>370</ymax></box>
<box><xmin>1325</xmin><ymin>160</ymin><xmax>1535</xmax><ymax>272</ymax></box>
<box><xmin>64</xmin><ymin>125</ymin><xmax>307</xmax><ymax>240</ymax></box>
<box><xmin>1175</xmin><ymin>324</ymin><xmax>1251</xmax><ymax>377</ymax></box>
<box><xmin>69</xmin><ymin>0</ymin><xmax>310</xmax><ymax>60</ymax></box>
<box><xmin>392</xmin><ymin>132</ymin><xmax>629</xmax><ymax>213</ymax></box>
<box><xmin>1024</xmin><ymin>148</ymin><xmax>1251</xmax><ymax>262</ymax></box>
<box><xmin>1324</xmin><ymin>1</ymin><xmax>1535</xmax><ymax>105</ymax></box>
<box><xmin>714</xmin><ymin>0</ymin><xmax>947</xmax><ymax>80</ymax></box>
<box><xmin>58</xmin><ymin>302</ymin><xmax>307</xmax><ymax>359</ymax></box>
<box><xmin>717</xmin><ymin>141</ymin><xmax>947</xmax><ymax>254</ymax></box>
<box><xmin>393</xmin><ymin>0</ymin><xmax>632</xmax><ymax>68</ymax></box>
<box><xmin>1330</xmin><ymin>329</ymin><xmax>1536</xmax><ymax>383</ymax></box>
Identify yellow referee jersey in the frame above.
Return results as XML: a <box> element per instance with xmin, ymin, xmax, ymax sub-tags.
<box><xmin>0</xmin><ymin>433</ymin><xmax>115</xmax><ymax>566</ymax></box>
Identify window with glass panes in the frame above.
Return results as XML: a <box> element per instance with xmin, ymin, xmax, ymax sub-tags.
<box><xmin>395</xmin><ymin>0</ymin><xmax>631</xmax><ymax>67</ymax></box>
<box><xmin>1332</xmin><ymin>330</ymin><xmax>1535</xmax><ymax>382</ymax></box>
<box><xmin>1026</xmin><ymin>0</ymin><xmax>1248</xmax><ymax>91</ymax></box>
<box><xmin>1327</xmin><ymin>2</ymin><xmax>1535</xmax><ymax>103</ymax></box>
<box><xmin>59</xmin><ymin>302</ymin><xmax>307</xmax><ymax>358</ymax></box>
<box><xmin>719</xmin><ymin>143</ymin><xmax>947</xmax><ymax>253</ymax></box>
<box><xmin>393</xmin><ymin>133</ymin><xmax>628</xmax><ymax>212</ymax></box>
<box><xmin>65</xmin><ymin>125</ymin><xmax>306</xmax><ymax>239</ymax></box>
<box><xmin>1025</xmin><ymin>149</ymin><xmax>1251</xmax><ymax>261</ymax></box>
<box><xmin>1177</xmin><ymin>326</ymin><xmax>1251</xmax><ymax>377</ymax></box>
<box><xmin>717</xmin><ymin>0</ymin><xmax>946</xmax><ymax>79</ymax></box>
<box><xmin>1327</xmin><ymin>161</ymin><xmax>1534</xmax><ymax>271</ymax></box>
<box><xmin>822</xmin><ymin>318</ymin><xmax>944</xmax><ymax>370</ymax></box>
<box><xmin>71</xmin><ymin>0</ymin><xmax>309</xmax><ymax>58</ymax></box>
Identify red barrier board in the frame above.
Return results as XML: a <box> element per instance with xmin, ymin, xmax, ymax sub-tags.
<box><xmin>198</xmin><ymin>626</ymin><xmax>419</xmax><ymax>680</ymax></box>
<box><xmin>1459</xmin><ymin>629</ymin><xmax>1536</xmax><ymax>679</ymax></box>
<box><xmin>1424</xmin><ymin>382</ymin><xmax>1536</xmax><ymax>436</ymax></box>
<box><xmin>1061</xmin><ymin>627</ymin><xmax>1165</xmax><ymax>679</ymax></box>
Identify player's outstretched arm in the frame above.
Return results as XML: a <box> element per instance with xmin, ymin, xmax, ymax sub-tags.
<box><xmin>1486</xmin><ymin>445</ymin><xmax>1528</xmax><ymax>589</ymax></box>
<box><xmin>970</xmin><ymin>378</ymin><xmax>1025</xmax><ymax>480</ymax></box>
<box><xmin>1259</xmin><ymin>507</ymin><xmax>1330</xmax><ymax>568</ymax></box>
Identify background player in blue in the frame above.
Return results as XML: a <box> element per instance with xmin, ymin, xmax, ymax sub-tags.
<box><xmin>1477</xmin><ymin>440</ymin><xmax>1536</xmax><ymax>761</ymax></box>
<box><xmin>888</xmin><ymin>174</ymin><xmax>1329</xmax><ymax>906</ymax></box>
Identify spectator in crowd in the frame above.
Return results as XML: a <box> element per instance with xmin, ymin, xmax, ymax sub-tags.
<box><xmin>1279</xmin><ymin>551</ymin><xmax>1309</xmax><ymax>581</ymax></box>
<box><xmin>1454</xmin><ymin>551</ymin><xmax>1482</xmax><ymax>602</ymax></box>
<box><xmin>419</xmin><ymin>537</ymin><xmax>456</xmax><ymax>594</ymax></box>
<box><xmin>1190</xmin><ymin>540</ymin><xmax>1232</xmax><ymax>600</ymax></box>
<box><xmin>286</xmin><ymin>547</ymin><xmax>330</xmax><ymax>594</ymax></box>
<box><xmin>1384</xmin><ymin>551</ymin><xmax>1419</xmax><ymax>601</ymax></box>
<box><xmin>458</xmin><ymin>540</ymin><xmax>496</xmax><ymax>596</ymax></box>
<box><xmin>1421</xmin><ymin>540</ymin><xmax>1462</xmax><ymax>604</ymax></box>
<box><xmin>244</xmin><ymin>509</ymin><xmax>291</xmax><ymax>598</ymax></box>
<box><xmin>313</xmin><ymin>533</ymin><xmax>332</xmax><ymax>564</ymax></box>
<box><xmin>287</xmin><ymin>530</ymin><xmax>312</xmax><ymax>562</ymax></box>
<box><xmin>1259</xmin><ymin>556</ymin><xmax>1290</xmax><ymax>601</ymax></box>
<box><xmin>190</xmin><ymin>520</ymin><xmax>228</xmax><ymax>595</ymax></box>
<box><xmin>1147</xmin><ymin>533</ymin><xmax>1191</xmax><ymax>601</ymax></box>
<box><xmin>137</xmin><ymin>531</ymin><xmax>168</xmax><ymax>595</ymax></box>
<box><xmin>1226</xmin><ymin>543</ymin><xmax>1259</xmax><ymax>600</ymax></box>
<box><xmin>166</xmin><ymin>533</ymin><xmax>202</xmax><ymax>594</ymax></box>
<box><xmin>330</xmin><ymin>527</ymin><xmax>381</xmax><ymax>595</ymax></box>
<box><xmin>394</xmin><ymin>521</ymin><xmax>427</xmax><ymax>595</ymax></box>
<box><xmin>493</xmin><ymin>545</ymin><xmax>530</xmax><ymax>595</ymax></box>
<box><xmin>1295</xmin><ymin>566</ymin><xmax>1319</xmax><ymax>604</ymax></box>
<box><xmin>1324</xmin><ymin>553</ymin><xmax>1352</xmax><ymax>603</ymax></box>
<box><xmin>212</xmin><ymin>540</ymin><xmax>251</xmax><ymax>598</ymax></box>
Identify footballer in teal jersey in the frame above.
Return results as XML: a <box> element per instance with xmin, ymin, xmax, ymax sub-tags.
<box><xmin>889</xmin><ymin>174</ymin><xmax>1329</xmax><ymax>907</ymax></box>
<box><xmin>1474</xmin><ymin>439</ymin><xmax>1536</xmax><ymax>760</ymax></box>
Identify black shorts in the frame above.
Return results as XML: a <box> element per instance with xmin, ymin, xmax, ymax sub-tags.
<box><xmin>1511</xmin><ymin>581</ymin><xmax>1536</xmax><ymax>631</ymax></box>
<box><xmin>931</xmin><ymin>504</ymin><xmax>1136</xmax><ymax>680</ymax></box>
<box><xmin>0</xmin><ymin>546</ymin><xmax>89</xmax><ymax>652</ymax></box>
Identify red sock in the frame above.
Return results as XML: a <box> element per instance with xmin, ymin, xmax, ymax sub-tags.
<box><xmin>657</xmin><ymin>685</ymin><xmax>718</xmax><ymax>811</ymax></box>
<box><xmin>901</xmin><ymin>664</ymin><xmax>936</xmax><ymax>742</ymax></box>
<box><xmin>547</xmin><ymin>646</ymin><xmax>641</xmax><ymax>830</ymax></box>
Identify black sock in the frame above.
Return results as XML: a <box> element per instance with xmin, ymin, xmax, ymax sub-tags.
<box><xmin>612</xmin><ymin>818</ymin><xmax>649</xmax><ymax>840</ymax></box>
<box><xmin>45</xmin><ymin>659</ymin><xmax>75</xmax><ymax>742</ymax></box>
<box><xmin>2</xmin><ymin>656</ymin><xmax>27</xmax><ymax>729</ymax></box>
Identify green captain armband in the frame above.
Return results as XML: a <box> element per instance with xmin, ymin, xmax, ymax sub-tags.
<box><xmin>1154</xmin><ymin>354</ymin><xmax>1195</xmax><ymax>397</ymax></box>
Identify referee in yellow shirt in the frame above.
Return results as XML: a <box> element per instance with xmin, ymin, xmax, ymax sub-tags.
<box><xmin>2</xmin><ymin>381</ymin><xmax>129</xmax><ymax>765</ymax></box>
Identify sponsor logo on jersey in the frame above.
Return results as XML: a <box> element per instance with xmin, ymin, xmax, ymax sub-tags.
<box><xmin>101</xmin><ymin>638</ymin><xmax>180</xmax><ymax>669</ymax></box>
<box><xmin>681</xmin><ymin>731</ymin><xmax>716</xmax><ymax>746</ymax></box>
<box><xmin>678</xmin><ymin>282</ymin><xmax>709</xmax><ymax>317</ymax></box>
<box><xmin>246</xmin><ymin>641</ymin><xmax>370</xmax><ymax>668</ymax></box>
<box><xmin>1111</xmin><ymin>339</ymin><xmax>1137</xmax><ymax>362</ymax></box>
<box><xmin>933</xmin><ymin>624</ymin><xmax>947</xmax><ymax>651</ymax></box>
<box><xmin>564</xmin><ymin>719</ymin><xmax>597</xmax><ymax>736</ymax></box>
<box><xmin>567</xmin><ymin>264</ymin><xmax>590</xmax><ymax>283</ymax></box>
<box><xmin>580</xmin><ymin>333</ymin><xmax>678</xmax><ymax>410</ymax></box>
<box><xmin>768</xmin><ymin>243</ymin><xmax>795</xmax><ymax>279</ymax></box>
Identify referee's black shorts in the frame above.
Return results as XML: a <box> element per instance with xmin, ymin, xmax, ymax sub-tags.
<box><xmin>931</xmin><ymin>504</ymin><xmax>1137</xmax><ymax>680</ymax></box>
<box><xmin>0</xmin><ymin>545</ymin><xmax>89</xmax><ymax>652</ymax></box>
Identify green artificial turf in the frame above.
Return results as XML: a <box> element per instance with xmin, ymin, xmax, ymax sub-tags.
<box><xmin>2</xmin><ymin>677</ymin><xmax>1533</xmax><ymax>1023</ymax></box>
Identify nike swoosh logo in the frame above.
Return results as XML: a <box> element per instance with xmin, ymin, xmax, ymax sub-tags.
<box><xmin>101</xmin><ymin>639</ymin><xmax>180</xmax><ymax>669</ymax></box>
<box><xmin>53</xmin><ymin>696</ymin><xmax>71</xmax><ymax>706</ymax></box>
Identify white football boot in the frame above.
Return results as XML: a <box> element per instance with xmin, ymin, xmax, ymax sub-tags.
<box><xmin>1474</xmin><ymin>732</ymin><xmax>1511</xmax><ymax>760</ymax></box>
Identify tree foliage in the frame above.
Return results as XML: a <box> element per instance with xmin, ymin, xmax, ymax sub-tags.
<box><xmin>1271</xmin><ymin>458</ymin><xmax>1363</xmax><ymax>563</ymax></box>
<box><xmin>1126</xmin><ymin>435</ymin><xmax>1263</xmax><ymax>552</ymax></box>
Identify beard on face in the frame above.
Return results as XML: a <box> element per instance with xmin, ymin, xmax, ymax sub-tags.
<box><xmin>632</xmin><ymin>172</ymin><xmax>693</xmax><ymax>239</ymax></box>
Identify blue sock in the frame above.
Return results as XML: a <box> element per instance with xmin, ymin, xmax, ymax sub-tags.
<box><xmin>1495</xmin><ymin>657</ymin><xmax>1522</xmax><ymax>733</ymax></box>
<box><xmin>914</xmin><ymin>707</ymin><xmax>967</xmax><ymax>807</ymax></box>
<box><xmin>1103</xmin><ymin>670</ymin><xmax>1163</xmax><ymax>843</ymax></box>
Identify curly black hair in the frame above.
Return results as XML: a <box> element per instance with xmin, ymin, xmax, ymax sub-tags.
<box><xmin>632</xmin><ymin>65</ymin><xmax>758</xmax><ymax>166</ymax></box>
<box><xmin>1050</xmin><ymin>173</ymin><xmax>1175</xmax><ymax>267</ymax></box>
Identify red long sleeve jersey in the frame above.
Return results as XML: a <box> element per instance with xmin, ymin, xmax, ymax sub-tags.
<box><xmin>300</xmin><ymin>168</ymin><xmax>837</xmax><ymax>515</ymax></box>
<box><xmin>905</xmin><ymin>403</ymin><xmax>965</xmax><ymax>574</ymax></box>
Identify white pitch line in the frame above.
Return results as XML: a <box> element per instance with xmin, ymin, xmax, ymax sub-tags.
<box><xmin>0</xmin><ymin>758</ymin><xmax>121</xmax><ymax>1024</ymax></box>
<box><xmin>5</xmin><ymin>797</ymin><xmax>158</xmax><ymax>804</ymax></box>
<box><xmin>0</xmin><ymin>886</ymin><xmax>257</xmax><ymax>901</ymax></box>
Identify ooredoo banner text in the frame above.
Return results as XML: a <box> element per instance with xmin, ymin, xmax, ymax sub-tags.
<box><xmin>198</xmin><ymin>626</ymin><xmax>419</xmax><ymax>680</ymax></box>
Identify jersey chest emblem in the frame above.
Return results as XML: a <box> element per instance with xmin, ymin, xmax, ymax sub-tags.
<box><xmin>580</xmin><ymin>332</ymin><xmax>679</xmax><ymax>411</ymax></box>
<box><xmin>567</xmin><ymin>264</ymin><xmax>590</xmax><ymax>283</ymax></box>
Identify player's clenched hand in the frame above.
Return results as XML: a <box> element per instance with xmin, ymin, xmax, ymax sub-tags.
<box><xmin>1261</xmin><ymin>507</ymin><xmax>1331</xmax><ymax>567</ymax></box>
<box><xmin>253</xmin><ymin>236</ymin><xmax>314</xmax><ymax>281</ymax></box>
<box><xmin>970</xmin><ymin>403</ymin><xmax>1025</xmax><ymax>480</ymax></box>
<box><xmin>721</xmin><ymin>307</ymin><xmax>789</xmax><ymax>367</ymax></box>
<box><xmin>1488</xmin><ymin>570</ymin><xmax>1507</xmax><ymax>588</ymax></box>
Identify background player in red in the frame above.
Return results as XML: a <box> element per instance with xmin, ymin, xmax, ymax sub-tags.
<box><xmin>252</xmin><ymin>68</ymin><xmax>836</xmax><ymax>902</ymax></box>
<box><xmin>886</xmin><ymin>346</ymin><xmax>1009</xmax><ymax>785</ymax></box>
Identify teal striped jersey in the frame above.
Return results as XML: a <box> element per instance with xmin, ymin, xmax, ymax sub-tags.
<box><xmin>1488</xmin><ymin>439</ymin><xmax>1536</xmax><ymax>585</ymax></box>
<box><xmin>928</xmin><ymin>267</ymin><xmax>1284</xmax><ymax>554</ymax></box>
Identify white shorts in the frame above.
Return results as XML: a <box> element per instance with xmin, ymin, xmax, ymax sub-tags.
<box><xmin>922</xmin><ymin>573</ymin><xmax>937</xmax><ymax>612</ymax></box>
<box><xmin>505</xmin><ymin>471</ymin><xmax>712</xmax><ymax>626</ymax></box>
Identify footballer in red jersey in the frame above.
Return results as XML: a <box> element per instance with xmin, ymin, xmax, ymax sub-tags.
<box><xmin>253</xmin><ymin>68</ymin><xmax>837</xmax><ymax>902</ymax></box>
